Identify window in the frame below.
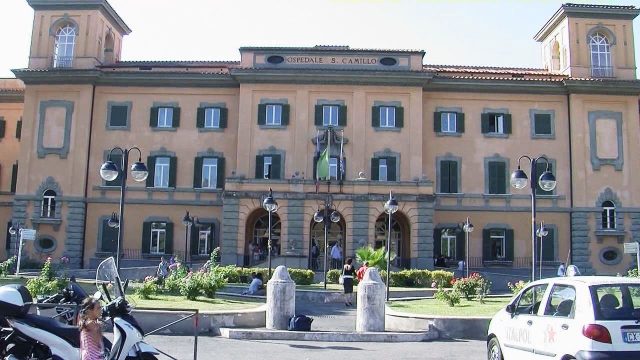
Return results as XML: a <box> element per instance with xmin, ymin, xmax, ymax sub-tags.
<box><xmin>260</xmin><ymin>104</ymin><xmax>289</xmax><ymax>127</ymax></box>
<box><xmin>490</xmin><ymin>114</ymin><xmax>504</xmax><ymax>133</ymax></box>
<box><xmin>481</xmin><ymin>113</ymin><xmax>511</xmax><ymax>135</ymax></box>
<box><xmin>379</xmin><ymin>159</ymin><xmax>388</xmax><ymax>181</ymax></box>
<box><xmin>157</xmin><ymin>107</ymin><xmax>173</xmax><ymax>128</ymax></box>
<box><xmin>198</xmin><ymin>227</ymin><xmax>212</xmax><ymax>256</ymax></box>
<box><xmin>197</xmin><ymin>107</ymin><xmax>227</xmax><ymax>129</ymax></box>
<box><xmin>487</xmin><ymin>161</ymin><xmax>507</xmax><ymax>194</ymax></box>
<box><xmin>514</xmin><ymin>284</ymin><xmax>548</xmax><ymax>315</ymax></box>
<box><xmin>35</xmin><ymin>236</ymin><xmax>57</xmax><ymax>253</ymax></box>
<box><xmin>543</xmin><ymin>285</ymin><xmax>576</xmax><ymax>317</ymax></box>
<box><xmin>602</xmin><ymin>200</ymin><xmax>616</xmax><ymax>229</ymax></box>
<box><xmin>154</xmin><ymin>157</ymin><xmax>170</xmax><ymax>188</ymax></box>
<box><xmin>10</xmin><ymin>163</ymin><xmax>17</xmax><ymax>193</ymax></box>
<box><xmin>41</xmin><ymin>190</ymin><xmax>56</xmax><ymax>218</ymax></box>
<box><xmin>0</xmin><ymin>118</ymin><xmax>5</xmax><ymax>138</ymax></box>
<box><xmin>204</xmin><ymin>108</ymin><xmax>221</xmax><ymax>128</ymax></box>
<box><xmin>439</xmin><ymin>160</ymin><xmax>458</xmax><ymax>193</ymax></box>
<box><xmin>108</xmin><ymin>105</ymin><xmax>129</xmax><ymax>128</ymax></box>
<box><xmin>53</xmin><ymin>25</ymin><xmax>75</xmax><ymax>68</ymax></box>
<box><xmin>490</xmin><ymin>230</ymin><xmax>506</xmax><ymax>259</ymax></box>
<box><xmin>371</xmin><ymin>157</ymin><xmax>397</xmax><ymax>182</ymax></box>
<box><xmin>434</xmin><ymin>111</ymin><xmax>464</xmax><ymax>134</ymax></box>
<box><xmin>263</xmin><ymin>156</ymin><xmax>272</xmax><ymax>179</ymax></box>
<box><xmin>266</xmin><ymin>105</ymin><xmax>282</xmax><ymax>126</ymax></box>
<box><xmin>100</xmin><ymin>217</ymin><xmax>118</xmax><ymax>252</ymax></box>
<box><xmin>16</xmin><ymin>119</ymin><xmax>22</xmax><ymax>139</ymax></box>
<box><xmin>256</xmin><ymin>154</ymin><xmax>282</xmax><ymax>180</ymax></box>
<box><xmin>323</xmin><ymin>105</ymin><xmax>339</xmax><ymax>127</ymax></box>
<box><xmin>533</xmin><ymin>113</ymin><xmax>552</xmax><ymax>136</ymax></box>
<box><xmin>589</xmin><ymin>32</ymin><xmax>612</xmax><ymax>77</ymax></box>
<box><xmin>329</xmin><ymin>157</ymin><xmax>338</xmax><ymax>180</ymax></box>
<box><xmin>441</xmin><ymin>230</ymin><xmax>456</xmax><ymax>259</ymax></box>
<box><xmin>201</xmin><ymin>158</ymin><xmax>218</xmax><ymax>189</ymax></box>
<box><xmin>441</xmin><ymin>112</ymin><xmax>457</xmax><ymax>133</ymax></box>
<box><xmin>593</xmin><ymin>285</ymin><xmax>640</xmax><ymax>321</ymax></box>
<box><xmin>379</xmin><ymin>107</ymin><xmax>396</xmax><ymax>128</ymax></box>
<box><xmin>150</xmin><ymin>222</ymin><xmax>166</xmax><ymax>254</ymax></box>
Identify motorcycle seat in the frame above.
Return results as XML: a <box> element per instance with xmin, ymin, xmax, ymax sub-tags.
<box><xmin>20</xmin><ymin>314</ymin><xmax>80</xmax><ymax>347</ymax></box>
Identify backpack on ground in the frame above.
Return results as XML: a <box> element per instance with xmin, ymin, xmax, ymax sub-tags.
<box><xmin>288</xmin><ymin>314</ymin><xmax>313</xmax><ymax>331</ymax></box>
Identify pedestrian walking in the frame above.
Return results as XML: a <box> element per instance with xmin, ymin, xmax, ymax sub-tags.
<box><xmin>342</xmin><ymin>258</ymin><xmax>355</xmax><ymax>306</ymax></box>
<box><xmin>331</xmin><ymin>242</ymin><xmax>342</xmax><ymax>269</ymax></box>
<box><xmin>311</xmin><ymin>239</ymin><xmax>319</xmax><ymax>270</ymax></box>
<box><xmin>157</xmin><ymin>257</ymin><xmax>169</xmax><ymax>284</ymax></box>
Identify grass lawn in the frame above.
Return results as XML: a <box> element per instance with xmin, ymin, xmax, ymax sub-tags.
<box><xmin>388</xmin><ymin>297</ymin><xmax>511</xmax><ymax>317</ymax></box>
<box><xmin>130</xmin><ymin>294</ymin><xmax>264</xmax><ymax>311</ymax></box>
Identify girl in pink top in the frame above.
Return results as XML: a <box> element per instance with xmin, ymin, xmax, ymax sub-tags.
<box><xmin>78</xmin><ymin>297</ymin><xmax>104</xmax><ymax>360</ymax></box>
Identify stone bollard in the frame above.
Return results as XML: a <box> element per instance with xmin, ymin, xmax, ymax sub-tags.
<box><xmin>356</xmin><ymin>267</ymin><xmax>386</xmax><ymax>332</ymax></box>
<box><xmin>266</xmin><ymin>265</ymin><xmax>295</xmax><ymax>330</ymax></box>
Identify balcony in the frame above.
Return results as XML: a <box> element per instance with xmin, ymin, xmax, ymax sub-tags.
<box><xmin>52</xmin><ymin>56</ymin><xmax>73</xmax><ymax>69</ymax></box>
<box><xmin>591</xmin><ymin>66</ymin><xmax>614</xmax><ymax>78</ymax></box>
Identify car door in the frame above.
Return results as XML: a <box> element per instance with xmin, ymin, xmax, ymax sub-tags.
<box><xmin>501</xmin><ymin>284</ymin><xmax>548</xmax><ymax>360</ymax></box>
<box><xmin>535</xmin><ymin>283</ymin><xmax>577</xmax><ymax>359</ymax></box>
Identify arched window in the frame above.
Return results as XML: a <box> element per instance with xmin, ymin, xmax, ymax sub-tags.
<box><xmin>551</xmin><ymin>41</ymin><xmax>560</xmax><ymax>71</ymax></box>
<box><xmin>41</xmin><ymin>189</ymin><xmax>57</xmax><ymax>218</ymax></box>
<box><xmin>54</xmin><ymin>25</ymin><xmax>76</xmax><ymax>68</ymax></box>
<box><xmin>589</xmin><ymin>32</ymin><xmax>612</xmax><ymax>77</ymax></box>
<box><xmin>601</xmin><ymin>200</ymin><xmax>616</xmax><ymax>229</ymax></box>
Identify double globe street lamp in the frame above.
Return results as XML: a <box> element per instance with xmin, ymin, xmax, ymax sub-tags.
<box><xmin>510</xmin><ymin>155</ymin><xmax>556</xmax><ymax>282</ymax></box>
<box><xmin>262</xmin><ymin>189</ymin><xmax>279</xmax><ymax>279</ymax></box>
<box><xmin>313</xmin><ymin>196</ymin><xmax>341</xmax><ymax>290</ymax></box>
<box><xmin>384</xmin><ymin>192</ymin><xmax>399</xmax><ymax>301</ymax></box>
<box><xmin>100</xmin><ymin>147</ymin><xmax>148</xmax><ymax>271</ymax></box>
<box><xmin>182</xmin><ymin>211</ymin><xmax>198</xmax><ymax>268</ymax></box>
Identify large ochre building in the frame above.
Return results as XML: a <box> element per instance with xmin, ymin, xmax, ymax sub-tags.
<box><xmin>1</xmin><ymin>1</ymin><xmax>639</xmax><ymax>275</ymax></box>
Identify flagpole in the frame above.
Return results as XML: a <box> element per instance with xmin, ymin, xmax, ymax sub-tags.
<box><xmin>340</xmin><ymin>129</ymin><xmax>344</xmax><ymax>181</ymax></box>
<box><xmin>327</xmin><ymin>127</ymin><xmax>331</xmax><ymax>193</ymax></box>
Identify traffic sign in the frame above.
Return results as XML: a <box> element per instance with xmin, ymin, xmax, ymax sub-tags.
<box><xmin>20</xmin><ymin>229</ymin><xmax>36</xmax><ymax>241</ymax></box>
<box><xmin>624</xmin><ymin>242</ymin><xmax>639</xmax><ymax>254</ymax></box>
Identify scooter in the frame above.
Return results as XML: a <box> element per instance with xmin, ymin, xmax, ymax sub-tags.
<box><xmin>36</xmin><ymin>284</ymin><xmax>87</xmax><ymax>325</ymax></box>
<box><xmin>0</xmin><ymin>257</ymin><xmax>160</xmax><ymax>360</ymax></box>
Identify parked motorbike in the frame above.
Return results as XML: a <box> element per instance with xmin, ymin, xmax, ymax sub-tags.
<box><xmin>0</xmin><ymin>257</ymin><xmax>160</xmax><ymax>360</ymax></box>
<box><xmin>35</xmin><ymin>283</ymin><xmax>88</xmax><ymax>325</ymax></box>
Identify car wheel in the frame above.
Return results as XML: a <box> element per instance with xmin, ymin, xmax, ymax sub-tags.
<box><xmin>488</xmin><ymin>338</ymin><xmax>503</xmax><ymax>360</ymax></box>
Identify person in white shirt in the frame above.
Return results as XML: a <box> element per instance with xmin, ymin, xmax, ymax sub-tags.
<box><xmin>557</xmin><ymin>263</ymin><xmax>566</xmax><ymax>277</ymax></box>
<box><xmin>243</xmin><ymin>272</ymin><xmax>263</xmax><ymax>295</ymax></box>
<box><xmin>331</xmin><ymin>242</ymin><xmax>343</xmax><ymax>269</ymax></box>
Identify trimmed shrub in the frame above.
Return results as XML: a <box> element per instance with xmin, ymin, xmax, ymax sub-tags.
<box><xmin>288</xmin><ymin>268</ymin><xmax>314</xmax><ymax>285</ymax></box>
<box><xmin>327</xmin><ymin>269</ymin><xmax>341</xmax><ymax>284</ymax></box>
<box><xmin>431</xmin><ymin>270</ymin><xmax>454</xmax><ymax>288</ymax></box>
<box><xmin>435</xmin><ymin>288</ymin><xmax>461</xmax><ymax>307</ymax></box>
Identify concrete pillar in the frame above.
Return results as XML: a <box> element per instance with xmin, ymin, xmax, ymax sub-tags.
<box><xmin>356</xmin><ymin>268</ymin><xmax>386</xmax><ymax>332</ymax></box>
<box><xmin>266</xmin><ymin>265</ymin><xmax>295</xmax><ymax>330</ymax></box>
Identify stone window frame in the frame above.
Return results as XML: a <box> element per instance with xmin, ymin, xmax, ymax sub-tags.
<box><xmin>482</xmin><ymin>107</ymin><xmax>510</xmax><ymax>139</ymax></box>
<box><xmin>259</xmin><ymin>98</ymin><xmax>289</xmax><ymax>130</ymax></box>
<box><xmin>435</xmin><ymin>153</ymin><xmax>462</xmax><ymax>194</ymax></box>
<box><xmin>589</xmin><ymin>111</ymin><xmax>623</xmax><ymax>171</ymax></box>
<box><xmin>34</xmin><ymin>235</ymin><xmax>57</xmax><ymax>254</ymax></box>
<box><xmin>373</xmin><ymin>100</ymin><xmax>402</xmax><ymax>133</ymax></box>
<box><xmin>151</xmin><ymin>101</ymin><xmax>179</xmax><ymax>132</ymax></box>
<box><xmin>373</xmin><ymin>148</ymin><xmax>401</xmax><ymax>182</ymax></box>
<box><xmin>529</xmin><ymin>109</ymin><xmax>556</xmax><ymax>139</ymax></box>
<box><xmin>435</xmin><ymin>106</ymin><xmax>463</xmax><ymax>137</ymax></box>
<box><xmin>106</xmin><ymin>101</ymin><xmax>132</xmax><ymax>130</ymax></box>
<box><xmin>37</xmin><ymin>100</ymin><xmax>74</xmax><ymax>159</ymax></box>
<box><xmin>258</xmin><ymin>146</ymin><xmax>286</xmax><ymax>180</ymax></box>
<box><xmin>33</xmin><ymin>177</ymin><xmax>63</xmax><ymax>222</ymax></box>
<box><xmin>483</xmin><ymin>154</ymin><xmax>510</xmax><ymax>195</ymax></box>
<box><xmin>196</xmin><ymin>149</ymin><xmax>225</xmax><ymax>190</ymax></box>
<box><xmin>198</xmin><ymin>102</ymin><xmax>226</xmax><ymax>133</ymax></box>
<box><xmin>191</xmin><ymin>217</ymin><xmax>220</xmax><ymax>258</ymax></box>
<box><xmin>599</xmin><ymin>246</ymin><xmax>622</xmax><ymax>266</ymax></box>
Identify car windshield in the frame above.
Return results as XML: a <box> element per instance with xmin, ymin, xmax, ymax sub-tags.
<box><xmin>591</xmin><ymin>284</ymin><xmax>640</xmax><ymax>321</ymax></box>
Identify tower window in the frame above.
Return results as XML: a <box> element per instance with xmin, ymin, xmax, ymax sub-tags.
<box><xmin>53</xmin><ymin>25</ymin><xmax>76</xmax><ymax>68</ymax></box>
<box><xmin>589</xmin><ymin>33</ymin><xmax>612</xmax><ymax>78</ymax></box>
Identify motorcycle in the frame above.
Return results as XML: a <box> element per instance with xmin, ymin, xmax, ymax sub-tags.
<box><xmin>0</xmin><ymin>257</ymin><xmax>160</xmax><ymax>360</ymax></box>
<box><xmin>35</xmin><ymin>284</ymin><xmax>88</xmax><ymax>325</ymax></box>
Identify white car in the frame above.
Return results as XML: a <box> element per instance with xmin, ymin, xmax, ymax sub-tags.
<box><xmin>487</xmin><ymin>276</ymin><xmax>640</xmax><ymax>359</ymax></box>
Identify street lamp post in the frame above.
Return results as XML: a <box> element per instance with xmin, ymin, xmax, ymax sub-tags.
<box><xmin>313</xmin><ymin>195</ymin><xmax>341</xmax><ymax>290</ymax></box>
<box><xmin>262</xmin><ymin>188</ymin><xmax>279</xmax><ymax>279</ymax></box>
<box><xmin>383</xmin><ymin>192</ymin><xmax>399</xmax><ymax>301</ymax></box>
<box><xmin>8</xmin><ymin>221</ymin><xmax>23</xmax><ymax>275</ymax></box>
<box><xmin>100</xmin><ymin>147</ymin><xmax>148</xmax><ymax>272</ymax></box>
<box><xmin>462</xmin><ymin>217</ymin><xmax>474</xmax><ymax>278</ymax></box>
<box><xmin>510</xmin><ymin>155</ymin><xmax>557</xmax><ymax>282</ymax></box>
<box><xmin>536</xmin><ymin>221</ymin><xmax>548</xmax><ymax>280</ymax></box>
<box><xmin>182</xmin><ymin>211</ymin><xmax>195</xmax><ymax>267</ymax></box>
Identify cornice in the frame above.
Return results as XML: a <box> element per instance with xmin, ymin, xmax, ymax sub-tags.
<box><xmin>424</xmin><ymin>77</ymin><xmax>567</xmax><ymax>95</ymax></box>
<box><xmin>230</xmin><ymin>68</ymin><xmax>431</xmax><ymax>86</ymax></box>
<box><xmin>563</xmin><ymin>79</ymin><xmax>640</xmax><ymax>95</ymax></box>
<box><xmin>12</xmin><ymin>69</ymin><xmax>101</xmax><ymax>85</ymax></box>
<box><xmin>0</xmin><ymin>92</ymin><xmax>24</xmax><ymax>103</ymax></box>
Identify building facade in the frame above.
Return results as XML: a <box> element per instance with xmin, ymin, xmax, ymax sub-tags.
<box><xmin>1</xmin><ymin>1</ymin><xmax>639</xmax><ymax>275</ymax></box>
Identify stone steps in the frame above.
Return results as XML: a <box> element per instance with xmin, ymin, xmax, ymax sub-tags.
<box><xmin>219</xmin><ymin>328</ymin><xmax>439</xmax><ymax>342</ymax></box>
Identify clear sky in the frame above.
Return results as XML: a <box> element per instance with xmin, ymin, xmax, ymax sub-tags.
<box><xmin>0</xmin><ymin>0</ymin><xmax>638</xmax><ymax>77</ymax></box>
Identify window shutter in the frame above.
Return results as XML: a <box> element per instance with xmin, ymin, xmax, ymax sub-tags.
<box><xmin>505</xmin><ymin>229</ymin><xmax>514</xmax><ymax>261</ymax></box>
<box><xmin>503</xmin><ymin>114</ymin><xmax>512</xmax><ymax>134</ymax></box>
<box><xmin>105</xmin><ymin>154</ymin><xmax>123</xmax><ymax>187</ymax></box>
<box><xmin>497</xmin><ymin>162</ymin><xmax>506</xmax><ymax>194</ymax></box>
<box><xmin>10</xmin><ymin>163</ymin><xmax>18</xmax><ymax>193</ymax></box>
<box><xmin>142</xmin><ymin>222</ymin><xmax>152</xmax><ymax>254</ymax></box>
<box><xmin>15</xmin><ymin>120</ymin><xmax>22</xmax><ymax>139</ymax></box>
<box><xmin>542</xmin><ymin>228</ymin><xmax>555</xmax><ymax>261</ymax></box>
<box><xmin>371</xmin><ymin>158</ymin><xmax>380</xmax><ymax>181</ymax></box>
<box><xmin>0</xmin><ymin>119</ymin><xmax>5</xmax><ymax>138</ymax></box>
<box><xmin>481</xmin><ymin>113</ymin><xmax>490</xmax><ymax>133</ymax></box>
<box><xmin>315</xmin><ymin>105</ymin><xmax>323</xmax><ymax>126</ymax></box>
<box><xmin>216</xmin><ymin>157</ymin><xmax>225</xmax><ymax>189</ymax></box>
<box><xmin>338</xmin><ymin>105</ymin><xmax>347</xmax><ymax>127</ymax></box>
<box><xmin>395</xmin><ymin>107</ymin><xmax>404</xmax><ymax>128</ymax></box>
<box><xmin>457</xmin><ymin>113</ymin><xmax>465</xmax><ymax>133</ymax></box>
<box><xmin>312</xmin><ymin>155</ymin><xmax>319</xmax><ymax>180</ymax></box>
<box><xmin>165</xmin><ymin>222</ymin><xmax>174</xmax><ymax>255</ymax></box>
<box><xmin>149</xmin><ymin>107</ymin><xmax>159</xmax><ymax>128</ymax></box>
<box><xmin>172</xmin><ymin>107</ymin><xmax>181</xmax><ymax>128</ymax></box>
<box><xmin>168</xmin><ymin>157</ymin><xmax>177</xmax><ymax>188</ymax></box>
<box><xmin>434</xmin><ymin>228</ymin><xmax>442</xmax><ymax>259</ymax></box>
<box><xmin>190</xmin><ymin>224</ymin><xmax>199</xmax><ymax>256</ymax></box>
<box><xmin>440</xmin><ymin>161</ymin><xmax>450</xmax><ymax>193</ymax></box>
<box><xmin>456</xmin><ymin>230</ymin><xmax>466</xmax><ymax>261</ymax></box>
<box><xmin>196</xmin><ymin>108</ymin><xmax>205</xmax><ymax>128</ymax></box>
<box><xmin>145</xmin><ymin>156</ymin><xmax>156</xmax><ymax>187</ymax></box>
<box><xmin>535</xmin><ymin>114</ymin><xmax>552</xmax><ymax>135</ymax></box>
<box><xmin>257</xmin><ymin>104</ymin><xmax>267</xmax><ymax>125</ymax></box>
<box><xmin>101</xmin><ymin>218</ymin><xmax>118</xmax><ymax>252</ymax></box>
<box><xmin>255</xmin><ymin>155</ymin><xmax>264</xmax><ymax>179</ymax></box>
<box><xmin>387</xmin><ymin>157</ymin><xmax>397</xmax><ymax>181</ymax></box>
<box><xmin>220</xmin><ymin>108</ymin><xmax>228</xmax><ymax>128</ymax></box>
<box><xmin>433</xmin><ymin>112</ymin><xmax>442</xmax><ymax>132</ymax></box>
<box><xmin>449</xmin><ymin>161</ymin><xmax>458</xmax><ymax>193</ymax></box>
<box><xmin>272</xmin><ymin>155</ymin><xmax>282</xmax><ymax>180</ymax></box>
<box><xmin>193</xmin><ymin>157</ymin><xmax>203</xmax><ymax>188</ymax></box>
<box><xmin>482</xmin><ymin>229</ymin><xmax>491</xmax><ymax>261</ymax></box>
<box><xmin>372</xmin><ymin>106</ymin><xmax>380</xmax><ymax>128</ymax></box>
<box><xmin>281</xmin><ymin>104</ymin><xmax>290</xmax><ymax>126</ymax></box>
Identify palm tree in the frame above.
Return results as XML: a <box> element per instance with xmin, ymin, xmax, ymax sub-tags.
<box><xmin>355</xmin><ymin>246</ymin><xmax>396</xmax><ymax>270</ymax></box>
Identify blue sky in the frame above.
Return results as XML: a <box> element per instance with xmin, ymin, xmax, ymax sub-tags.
<box><xmin>1</xmin><ymin>0</ymin><xmax>639</xmax><ymax>77</ymax></box>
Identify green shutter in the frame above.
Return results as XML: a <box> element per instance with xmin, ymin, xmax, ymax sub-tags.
<box><xmin>433</xmin><ymin>112</ymin><xmax>442</xmax><ymax>132</ymax></box>
<box><xmin>497</xmin><ymin>162</ymin><xmax>506</xmax><ymax>194</ymax></box>
<box><xmin>371</xmin><ymin>158</ymin><xmax>380</xmax><ymax>181</ymax></box>
<box><xmin>165</xmin><ymin>222</ymin><xmax>174</xmax><ymax>255</ymax></box>
<box><xmin>535</xmin><ymin>114</ymin><xmax>552</xmax><ymax>135</ymax></box>
<box><xmin>387</xmin><ymin>157</ymin><xmax>397</xmax><ymax>181</ymax></box>
<box><xmin>255</xmin><ymin>155</ymin><xmax>264</xmax><ymax>179</ymax></box>
<box><xmin>220</xmin><ymin>108</ymin><xmax>228</xmax><ymax>129</ymax></box>
<box><xmin>503</xmin><ymin>114</ymin><xmax>512</xmax><ymax>134</ymax></box>
<box><xmin>106</xmin><ymin>154</ymin><xmax>123</xmax><ymax>187</ymax></box>
<box><xmin>15</xmin><ymin>120</ymin><xmax>22</xmax><ymax>139</ymax></box>
<box><xmin>338</xmin><ymin>105</ymin><xmax>347</xmax><ymax>127</ymax></box>
<box><xmin>434</xmin><ymin>228</ymin><xmax>442</xmax><ymax>258</ymax></box>
<box><xmin>315</xmin><ymin>105</ymin><xmax>323</xmax><ymax>126</ymax></box>
<box><xmin>482</xmin><ymin>229</ymin><xmax>491</xmax><ymax>261</ymax></box>
<box><xmin>216</xmin><ymin>157</ymin><xmax>225</xmax><ymax>189</ymax></box>
<box><xmin>456</xmin><ymin>230</ymin><xmax>466</xmax><ymax>261</ymax></box>
<box><xmin>372</xmin><ymin>106</ymin><xmax>380</xmax><ymax>128</ymax></box>
<box><xmin>505</xmin><ymin>229</ymin><xmax>514</xmax><ymax>261</ymax></box>
<box><xmin>488</xmin><ymin>162</ymin><xmax>496</xmax><ymax>194</ymax></box>
<box><xmin>101</xmin><ymin>218</ymin><xmax>118</xmax><ymax>252</ymax></box>
<box><xmin>457</xmin><ymin>113</ymin><xmax>465</xmax><ymax>133</ymax></box>
<box><xmin>190</xmin><ymin>224</ymin><xmax>199</xmax><ymax>256</ymax></box>
<box><xmin>440</xmin><ymin>161</ymin><xmax>450</xmax><ymax>193</ymax></box>
<box><xmin>395</xmin><ymin>107</ymin><xmax>404</xmax><ymax>128</ymax></box>
<box><xmin>449</xmin><ymin>161</ymin><xmax>458</xmax><ymax>193</ymax></box>
<box><xmin>168</xmin><ymin>157</ymin><xmax>177</xmax><ymax>188</ymax></box>
<box><xmin>281</xmin><ymin>104</ymin><xmax>290</xmax><ymax>126</ymax></box>
<box><xmin>146</xmin><ymin>156</ymin><xmax>156</xmax><ymax>187</ymax></box>
<box><xmin>257</xmin><ymin>104</ymin><xmax>267</xmax><ymax>125</ymax></box>
<box><xmin>142</xmin><ymin>222</ymin><xmax>152</xmax><ymax>254</ymax></box>
<box><xmin>0</xmin><ymin>119</ymin><xmax>5</xmax><ymax>138</ymax></box>
<box><xmin>542</xmin><ymin>228</ymin><xmax>555</xmax><ymax>261</ymax></box>
<box><xmin>272</xmin><ymin>155</ymin><xmax>281</xmax><ymax>180</ymax></box>
<box><xmin>193</xmin><ymin>157</ymin><xmax>203</xmax><ymax>188</ymax></box>
<box><xmin>312</xmin><ymin>155</ymin><xmax>318</xmax><ymax>180</ymax></box>
<box><xmin>172</xmin><ymin>107</ymin><xmax>180</xmax><ymax>128</ymax></box>
<box><xmin>149</xmin><ymin>107</ymin><xmax>158</xmax><ymax>128</ymax></box>
<box><xmin>10</xmin><ymin>163</ymin><xmax>18</xmax><ymax>193</ymax></box>
<box><xmin>196</xmin><ymin>108</ymin><xmax>205</xmax><ymax>128</ymax></box>
<box><xmin>481</xmin><ymin>113</ymin><xmax>490</xmax><ymax>133</ymax></box>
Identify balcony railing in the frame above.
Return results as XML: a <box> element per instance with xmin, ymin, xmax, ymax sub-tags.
<box><xmin>52</xmin><ymin>56</ymin><xmax>73</xmax><ymax>68</ymax></box>
<box><xmin>591</xmin><ymin>66</ymin><xmax>614</xmax><ymax>78</ymax></box>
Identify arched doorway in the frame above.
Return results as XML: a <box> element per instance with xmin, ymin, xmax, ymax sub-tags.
<box><xmin>244</xmin><ymin>209</ymin><xmax>281</xmax><ymax>267</ymax></box>
<box><xmin>309</xmin><ymin>213</ymin><xmax>346</xmax><ymax>271</ymax></box>
<box><xmin>374</xmin><ymin>212</ymin><xmax>410</xmax><ymax>269</ymax></box>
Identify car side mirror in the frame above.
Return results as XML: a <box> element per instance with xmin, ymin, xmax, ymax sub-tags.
<box><xmin>506</xmin><ymin>304</ymin><xmax>515</xmax><ymax>314</ymax></box>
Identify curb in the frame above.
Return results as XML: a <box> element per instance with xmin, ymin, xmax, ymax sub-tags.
<box><xmin>219</xmin><ymin>328</ymin><xmax>439</xmax><ymax>342</ymax></box>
